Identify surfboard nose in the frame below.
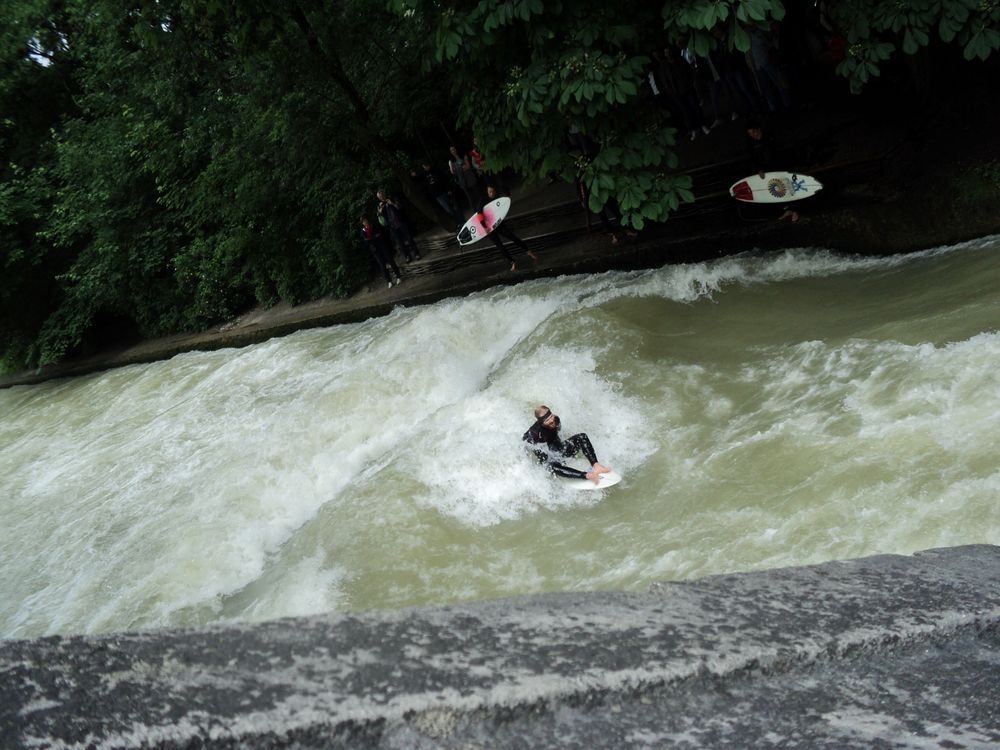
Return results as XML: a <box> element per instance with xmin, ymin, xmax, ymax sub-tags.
<box><xmin>731</xmin><ymin>180</ymin><xmax>753</xmax><ymax>202</ymax></box>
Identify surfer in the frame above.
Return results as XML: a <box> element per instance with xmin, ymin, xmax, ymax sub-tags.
<box><xmin>477</xmin><ymin>184</ymin><xmax>539</xmax><ymax>272</ymax></box>
<box><xmin>523</xmin><ymin>405</ymin><xmax>611</xmax><ymax>484</ymax></box>
<box><xmin>745</xmin><ymin>120</ymin><xmax>799</xmax><ymax>223</ymax></box>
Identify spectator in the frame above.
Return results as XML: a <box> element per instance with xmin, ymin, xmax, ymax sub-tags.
<box><xmin>417</xmin><ymin>162</ymin><xmax>464</xmax><ymax>230</ymax></box>
<box><xmin>576</xmin><ymin>177</ymin><xmax>636</xmax><ymax>245</ymax></box>
<box><xmin>712</xmin><ymin>28</ymin><xmax>764</xmax><ymax>117</ymax></box>
<box><xmin>376</xmin><ymin>189</ymin><xmax>421</xmax><ymax>262</ymax></box>
<box><xmin>448</xmin><ymin>145</ymin><xmax>482</xmax><ymax>211</ymax></box>
<box><xmin>468</xmin><ymin>140</ymin><xmax>484</xmax><ymax>174</ymax></box>
<box><xmin>359</xmin><ymin>215</ymin><xmax>403</xmax><ymax>288</ymax></box>
<box><xmin>645</xmin><ymin>55</ymin><xmax>672</xmax><ymax>118</ymax></box>
<box><xmin>748</xmin><ymin>23</ymin><xmax>793</xmax><ymax>113</ymax></box>
<box><xmin>655</xmin><ymin>44</ymin><xmax>711</xmax><ymax>140</ymax></box>
<box><xmin>745</xmin><ymin>119</ymin><xmax>776</xmax><ymax>177</ymax></box>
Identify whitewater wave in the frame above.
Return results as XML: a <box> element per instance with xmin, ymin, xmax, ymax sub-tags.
<box><xmin>2</xmin><ymin>236</ymin><xmax>999</xmax><ymax>636</ymax></box>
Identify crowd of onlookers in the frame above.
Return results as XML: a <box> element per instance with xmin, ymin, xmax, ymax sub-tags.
<box><xmin>357</xmin><ymin>153</ymin><xmax>482</xmax><ymax>288</ymax></box>
<box><xmin>360</xmin><ymin>141</ymin><xmax>535</xmax><ymax>285</ymax></box>
<box><xmin>360</xmin><ymin>4</ymin><xmax>847</xmax><ymax>286</ymax></box>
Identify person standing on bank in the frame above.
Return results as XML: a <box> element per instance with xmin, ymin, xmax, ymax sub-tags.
<box><xmin>745</xmin><ymin>119</ymin><xmax>799</xmax><ymax>222</ymax></box>
<box><xmin>359</xmin><ymin>215</ymin><xmax>402</xmax><ymax>288</ymax></box>
<box><xmin>449</xmin><ymin>145</ymin><xmax>481</xmax><ymax>211</ymax></box>
<box><xmin>523</xmin><ymin>405</ymin><xmax>612</xmax><ymax>484</ymax></box>
<box><xmin>376</xmin><ymin>189</ymin><xmax>421</xmax><ymax>262</ymax></box>
<box><xmin>477</xmin><ymin>183</ymin><xmax>538</xmax><ymax>272</ymax></box>
<box><xmin>417</xmin><ymin>162</ymin><xmax>464</xmax><ymax>231</ymax></box>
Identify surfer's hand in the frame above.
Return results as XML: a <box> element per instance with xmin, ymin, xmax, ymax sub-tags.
<box><xmin>585</xmin><ymin>469</ymin><xmax>601</xmax><ymax>484</ymax></box>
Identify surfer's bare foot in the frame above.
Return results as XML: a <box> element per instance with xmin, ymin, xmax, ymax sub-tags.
<box><xmin>609</xmin><ymin>234</ymin><xmax>619</xmax><ymax>245</ymax></box>
<box><xmin>510</xmin><ymin>261</ymin><xmax>517</xmax><ymax>272</ymax></box>
<box><xmin>528</xmin><ymin>250</ymin><xmax>539</xmax><ymax>263</ymax></box>
<box><xmin>779</xmin><ymin>209</ymin><xmax>799</xmax><ymax>223</ymax></box>
<box><xmin>585</xmin><ymin>470</ymin><xmax>602</xmax><ymax>484</ymax></box>
<box><xmin>593</xmin><ymin>463</ymin><xmax>611</xmax><ymax>475</ymax></box>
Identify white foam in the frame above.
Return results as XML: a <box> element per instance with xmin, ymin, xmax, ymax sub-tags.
<box><xmin>2</xmin><ymin>237</ymin><xmax>1000</xmax><ymax>636</ymax></box>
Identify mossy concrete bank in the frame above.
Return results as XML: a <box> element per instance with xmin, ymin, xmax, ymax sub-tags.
<box><xmin>2</xmin><ymin>545</ymin><xmax>999</xmax><ymax>749</ymax></box>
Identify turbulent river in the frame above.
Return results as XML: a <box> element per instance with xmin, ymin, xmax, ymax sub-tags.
<box><xmin>3</xmin><ymin>236</ymin><xmax>1000</xmax><ymax>639</ymax></box>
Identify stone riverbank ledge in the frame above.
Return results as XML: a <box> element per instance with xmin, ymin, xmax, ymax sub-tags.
<box><xmin>2</xmin><ymin>544</ymin><xmax>999</xmax><ymax>749</ymax></box>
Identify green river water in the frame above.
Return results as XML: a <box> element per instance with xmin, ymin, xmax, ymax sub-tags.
<box><xmin>2</xmin><ymin>237</ymin><xmax>999</xmax><ymax>638</ymax></box>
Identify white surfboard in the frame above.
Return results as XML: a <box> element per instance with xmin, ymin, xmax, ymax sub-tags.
<box><xmin>457</xmin><ymin>196</ymin><xmax>511</xmax><ymax>245</ymax></box>
<box><xmin>560</xmin><ymin>470</ymin><xmax>623</xmax><ymax>491</ymax></box>
<box><xmin>729</xmin><ymin>172</ymin><xmax>822</xmax><ymax>203</ymax></box>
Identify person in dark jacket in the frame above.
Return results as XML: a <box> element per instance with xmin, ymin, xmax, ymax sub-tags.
<box><xmin>522</xmin><ymin>404</ymin><xmax>611</xmax><ymax>484</ymax></box>
<box><xmin>744</xmin><ymin>121</ymin><xmax>799</xmax><ymax>222</ymax></box>
<box><xmin>360</xmin><ymin>215</ymin><xmax>402</xmax><ymax>288</ymax></box>
<box><xmin>745</xmin><ymin>119</ymin><xmax>776</xmax><ymax>177</ymax></box>
<box><xmin>417</xmin><ymin>162</ymin><xmax>464</xmax><ymax>230</ymax></box>
<box><xmin>376</xmin><ymin>189</ymin><xmax>421</xmax><ymax>262</ymax></box>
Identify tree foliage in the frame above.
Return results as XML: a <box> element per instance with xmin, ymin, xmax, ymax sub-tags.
<box><xmin>393</xmin><ymin>0</ymin><xmax>797</xmax><ymax>229</ymax></box>
<box><xmin>1</xmin><ymin>0</ymin><xmax>997</xmax><ymax>372</ymax></box>
<box><xmin>829</xmin><ymin>0</ymin><xmax>1000</xmax><ymax>92</ymax></box>
<box><xmin>1</xmin><ymin>0</ymin><xmax>447</xmax><ymax>369</ymax></box>
<box><xmin>397</xmin><ymin>0</ymin><xmax>699</xmax><ymax>230</ymax></box>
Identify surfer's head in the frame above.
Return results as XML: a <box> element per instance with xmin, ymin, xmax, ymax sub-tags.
<box><xmin>534</xmin><ymin>405</ymin><xmax>558</xmax><ymax>429</ymax></box>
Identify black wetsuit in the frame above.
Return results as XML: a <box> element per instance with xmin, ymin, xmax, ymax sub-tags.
<box><xmin>477</xmin><ymin>191</ymin><xmax>529</xmax><ymax>263</ymax></box>
<box><xmin>522</xmin><ymin>415</ymin><xmax>600</xmax><ymax>480</ymax></box>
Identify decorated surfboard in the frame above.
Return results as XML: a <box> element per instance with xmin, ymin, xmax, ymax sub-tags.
<box><xmin>560</xmin><ymin>470</ymin><xmax>623</xmax><ymax>491</ymax></box>
<box><xmin>457</xmin><ymin>196</ymin><xmax>511</xmax><ymax>246</ymax></box>
<box><xmin>729</xmin><ymin>172</ymin><xmax>823</xmax><ymax>204</ymax></box>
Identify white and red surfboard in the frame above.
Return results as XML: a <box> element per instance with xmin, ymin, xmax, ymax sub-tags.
<box><xmin>730</xmin><ymin>172</ymin><xmax>823</xmax><ymax>204</ymax></box>
<box><xmin>457</xmin><ymin>197</ymin><xmax>511</xmax><ymax>245</ymax></box>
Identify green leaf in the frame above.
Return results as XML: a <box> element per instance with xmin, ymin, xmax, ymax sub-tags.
<box><xmin>939</xmin><ymin>16</ymin><xmax>961</xmax><ymax>43</ymax></box>
<box><xmin>444</xmin><ymin>32</ymin><xmax>461</xmax><ymax>59</ymax></box>
<box><xmin>732</xmin><ymin>24</ymin><xmax>751</xmax><ymax>51</ymax></box>
<box><xmin>692</xmin><ymin>32</ymin><xmax>711</xmax><ymax>57</ymax></box>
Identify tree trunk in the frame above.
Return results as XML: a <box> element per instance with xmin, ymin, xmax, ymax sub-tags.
<box><xmin>288</xmin><ymin>3</ymin><xmax>448</xmax><ymax>229</ymax></box>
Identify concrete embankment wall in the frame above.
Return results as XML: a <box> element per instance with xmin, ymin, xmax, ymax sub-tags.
<box><xmin>2</xmin><ymin>545</ymin><xmax>999</xmax><ymax>749</ymax></box>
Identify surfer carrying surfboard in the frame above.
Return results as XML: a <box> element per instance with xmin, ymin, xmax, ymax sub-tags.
<box><xmin>477</xmin><ymin>185</ymin><xmax>539</xmax><ymax>272</ymax></box>
<box><xmin>743</xmin><ymin>120</ymin><xmax>801</xmax><ymax>223</ymax></box>
<box><xmin>522</xmin><ymin>405</ymin><xmax>612</xmax><ymax>484</ymax></box>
